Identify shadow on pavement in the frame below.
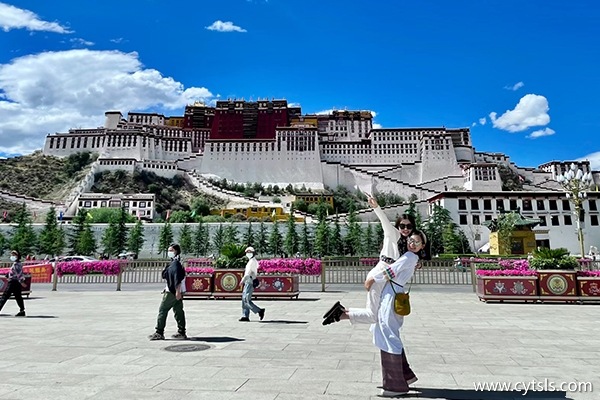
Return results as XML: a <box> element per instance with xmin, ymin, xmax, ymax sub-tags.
<box><xmin>0</xmin><ymin>314</ymin><xmax>57</xmax><ymax>318</ymax></box>
<box><xmin>189</xmin><ymin>336</ymin><xmax>245</xmax><ymax>343</ymax></box>
<box><xmin>406</xmin><ymin>388</ymin><xmax>572</xmax><ymax>399</ymax></box>
<box><xmin>260</xmin><ymin>320</ymin><xmax>308</xmax><ymax>324</ymax></box>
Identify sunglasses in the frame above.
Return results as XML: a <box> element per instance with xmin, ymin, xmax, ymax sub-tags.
<box><xmin>408</xmin><ymin>238</ymin><xmax>423</xmax><ymax>246</ymax></box>
<box><xmin>398</xmin><ymin>224</ymin><xmax>413</xmax><ymax>230</ymax></box>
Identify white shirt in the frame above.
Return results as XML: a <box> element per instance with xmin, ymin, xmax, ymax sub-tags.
<box><xmin>242</xmin><ymin>256</ymin><xmax>258</xmax><ymax>283</ymax></box>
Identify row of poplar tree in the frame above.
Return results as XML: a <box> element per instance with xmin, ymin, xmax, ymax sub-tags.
<box><xmin>0</xmin><ymin>202</ymin><xmax>472</xmax><ymax>259</ymax></box>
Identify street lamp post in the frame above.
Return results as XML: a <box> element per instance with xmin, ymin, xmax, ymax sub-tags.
<box><xmin>556</xmin><ymin>163</ymin><xmax>594</xmax><ymax>257</ymax></box>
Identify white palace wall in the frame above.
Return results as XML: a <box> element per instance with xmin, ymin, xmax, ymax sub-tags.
<box><xmin>199</xmin><ymin>131</ymin><xmax>324</xmax><ymax>189</ymax></box>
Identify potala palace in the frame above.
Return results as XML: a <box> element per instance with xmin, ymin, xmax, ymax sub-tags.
<box><xmin>39</xmin><ymin>99</ymin><xmax>599</xmax><ymax>255</ymax></box>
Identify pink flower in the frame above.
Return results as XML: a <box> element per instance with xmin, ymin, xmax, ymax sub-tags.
<box><xmin>578</xmin><ymin>270</ymin><xmax>600</xmax><ymax>277</ymax></box>
<box><xmin>56</xmin><ymin>260</ymin><xmax>123</xmax><ymax>277</ymax></box>
<box><xmin>257</xmin><ymin>258</ymin><xmax>321</xmax><ymax>275</ymax></box>
<box><xmin>185</xmin><ymin>267</ymin><xmax>215</xmax><ymax>274</ymax></box>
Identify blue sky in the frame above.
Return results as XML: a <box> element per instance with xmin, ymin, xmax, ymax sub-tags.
<box><xmin>0</xmin><ymin>0</ymin><xmax>599</xmax><ymax>169</ymax></box>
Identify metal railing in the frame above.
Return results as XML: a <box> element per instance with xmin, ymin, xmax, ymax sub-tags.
<box><xmin>38</xmin><ymin>257</ymin><xmax>600</xmax><ymax>292</ymax></box>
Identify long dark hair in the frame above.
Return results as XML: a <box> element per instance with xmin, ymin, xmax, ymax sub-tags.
<box><xmin>394</xmin><ymin>213</ymin><xmax>416</xmax><ymax>231</ymax></box>
<box><xmin>396</xmin><ymin>216</ymin><xmax>432</xmax><ymax>260</ymax></box>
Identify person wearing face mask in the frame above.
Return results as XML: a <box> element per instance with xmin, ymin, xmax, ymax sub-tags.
<box><xmin>0</xmin><ymin>250</ymin><xmax>26</xmax><ymax>317</ymax></box>
<box><xmin>149</xmin><ymin>244</ymin><xmax>187</xmax><ymax>340</ymax></box>
<box><xmin>239</xmin><ymin>246</ymin><xmax>265</xmax><ymax>322</ymax></box>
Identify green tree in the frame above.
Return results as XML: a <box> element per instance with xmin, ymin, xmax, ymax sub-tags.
<box><xmin>375</xmin><ymin>224</ymin><xmax>384</xmax><ymax>249</ymax></box>
<box><xmin>0</xmin><ymin>231</ymin><xmax>6</xmax><ymax>256</ymax></box>
<box><xmin>269</xmin><ymin>221</ymin><xmax>283</xmax><ymax>256</ymax></box>
<box><xmin>363</xmin><ymin>223</ymin><xmax>377</xmax><ymax>256</ymax></box>
<box><xmin>243</xmin><ymin>223</ymin><xmax>255</xmax><ymax>247</ymax></box>
<box><xmin>10</xmin><ymin>203</ymin><xmax>37</xmax><ymax>256</ymax></box>
<box><xmin>344</xmin><ymin>204</ymin><xmax>362</xmax><ymax>255</ymax></box>
<box><xmin>313</xmin><ymin>210</ymin><xmax>330</xmax><ymax>257</ymax></box>
<box><xmin>212</xmin><ymin>224</ymin><xmax>225</xmax><ymax>255</ymax></box>
<box><xmin>223</xmin><ymin>223</ymin><xmax>239</xmax><ymax>246</ymax></box>
<box><xmin>255</xmin><ymin>222</ymin><xmax>269</xmax><ymax>255</ymax></box>
<box><xmin>300</xmin><ymin>220</ymin><xmax>312</xmax><ymax>257</ymax></box>
<box><xmin>424</xmin><ymin>204</ymin><xmax>454</xmax><ymax>256</ymax></box>
<box><xmin>405</xmin><ymin>195</ymin><xmax>423</xmax><ymax>229</ymax></box>
<box><xmin>76</xmin><ymin>224</ymin><xmax>97</xmax><ymax>256</ymax></box>
<box><xmin>284</xmin><ymin>207</ymin><xmax>299</xmax><ymax>256</ymax></box>
<box><xmin>68</xmin><ymin>209</ymin><xmax>88</xmax><ymax>254</ymax></box>
<box><xmin>179</xmin><ymin>224</ymin><xmax>193</xmax><ymax>255</ymax></box>
<box><xmin>497</xmin><ymin>212</ymin><xmax>520</xmax><ymax>256</ymax></box>
<box><xmin>127</xmin><ymin>219</ymin><xmax>145</xmax><ymax>256</ymax></box>
<box><xmin>38</xmin><ymin>207</ymin><xmax>65</xmax><ymax>257</ymax></box>
<box><xmin>157</xmin><ymin>222</ymin><xmax>174</xmax><ymax>257</ymax></box>
<box><xmin>193</xmin><ymin>220</ymin><xmax>210</xmax><ymax>256</ymax></box>
<box><xmin>329</xmin><ymin>217</ymin><xmax>344</xmax><ymax>256</ymax></box>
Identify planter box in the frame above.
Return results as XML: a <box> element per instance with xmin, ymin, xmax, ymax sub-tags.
<box><xmin>184</xmin><ymin>274</ymin><xmax>212</xmax><ymax>298</ymax></box>
<box><xmin>476</xmin><ymin>275</ymin><xmax>538</xmax><ymax>302</ymax></box>
<box><xmin>537</xmin><ymin>270</ymin><xmax>578</xmax><ymax>301</ymax></box>
<box><xmin>0</xmin><ymin>275</ymin><xmax>32</xmax><ymax>297</ymax></box>
<box><xmin>577</xmin><ymin>276</ymin><xmax>600</xmax><ymax>301</ymax></box>
<box><xmin>212</xmin><ymin>269</ymin><xmax>300</xmax><ymax>299</ymax></box>
<box><xmin>254</xmin><ymin>275</ymin><xmax>300</xmax><ymax>299</ymax></box>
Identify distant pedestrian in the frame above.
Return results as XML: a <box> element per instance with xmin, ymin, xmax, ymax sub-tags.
<box><xmin>148</xmin><ymin>244</ymin><xmax>187</xmax><ymax>340</ymax></box>
<box><xmin>239</xmin><ymin>246</ymin><xmax>265</xmax><ymax>322</ymax></box>
<box><xmin>0</xmin><ymin>250</ymin><xmax>26</xmax><ymax>317</ymax></box>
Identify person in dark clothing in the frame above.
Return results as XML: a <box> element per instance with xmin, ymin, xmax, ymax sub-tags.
<box><xmin>0</xmin><ymin>250</ymin><xmax>26</xmax><ymax>317</ymax></box>
<box><xmin>149</xmin><ymin>244</ymin><xmax>187</xmax><ymax>340</ymax></box>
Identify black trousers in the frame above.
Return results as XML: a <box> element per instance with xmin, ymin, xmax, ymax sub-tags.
<box><xmin>0</xmin><ymin>280</ymin><xmax>25</xmax><ymax>312</ymax></box>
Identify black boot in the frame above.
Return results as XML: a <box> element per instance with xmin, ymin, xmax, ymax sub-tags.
<box><xmin>322</xmin><ymin>301</ymin><xmax>345</xmax><ymax>325</ymax></box>
<box><xmin>15</xmin><ymin>310</ymin><xmax>26</xmax><ymax>317</ymax></box>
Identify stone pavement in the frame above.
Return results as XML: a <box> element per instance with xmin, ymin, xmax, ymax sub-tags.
<box><xmin>0</xmin><ymin>284</ymin><xmax>598</xmax><ymax>400</ymax></box>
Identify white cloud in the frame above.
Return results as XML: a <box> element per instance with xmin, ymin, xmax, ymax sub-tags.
<box><xmin>372</xmin><ymin>123</ymin><xmax>382</xmax><ymax>129</ymax></box>
<box><xmin>579</xmin><ymin>152</ymin><xmax>600</xmax><ymax>170</ymax></box>
<box><xmin>0</xmin><ymin>2</ymin><xmax>72</xmax><ymax>33</ymax></box>
<box><xmin>70</xmin><ymin>38</ymin><xmax>94</xmax><ymax>47</ymax></box>
<box><xmin>504</xmin><ymin>81</ymin><xmax>524</xmax><ymax>91</ymax></box>
<box><xmin>0</xmin><ymin>49</ymin><xmax>215</xmax><ymax>154</ymax></box>
<box><xmin>471</xmin><ymin>122</ymin><xmax>476</xmax><ymax>127</ymax></box>
<box><xmin>205</xmin><ymin>20</ymin><xmax>247</xmax><ymax>33</ymax></box>
<box><xmin>489</xmin><ymin>94</ymin><xmax>550</xmax><ymax>133</ymax></box>
<box><xmin>110</xmin><ymin>38</ymin><xmax>125</xmax><ymax>44</ymax></box>
<box><xmin>527</xmin><ymin>127</ymin><xmax>555</xmax><ymax>139</ymax></box>
<box><xmin>478</xmin><ymin>117</ymin><xmax>486</xmax><ymax>125</ymax></box>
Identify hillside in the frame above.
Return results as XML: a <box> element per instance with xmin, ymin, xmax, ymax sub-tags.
<box><xmin>0</xmin><ymin>151</ymin><xmax>96</xmax><ymax>200</ymax></box>
<box><xmin>90</xmin><ymin>170</ymin><xmax>225</xmax><ymax>217</ymax></box>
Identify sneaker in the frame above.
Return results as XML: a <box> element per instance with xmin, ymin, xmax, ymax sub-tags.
<box><xmin>238</xmin><ymin>317</ymin><xmax>250</xmax><ymax>322</ymax></box>
<box><xmin>258</xmin><ymin>308</ymin><xmax>265</xmax><ymax>321</ymax></box>
<box><xmin>148</xmin><ymin>332</ymin><xmax>165</xmax><ymax>340</ymax></box>
<box><xmin>171</xmin><ymin>331</ymin><xmax>187</xmax><ymax>340</ymax></box>
<box><xmin>380</xmin><ymin>389</ymin><xmax>408</xmax><ymax>397</ymax></box>
<box><xmin>15</xmin><ymin>311</ymin><xmax>26</xmax><ymax>317</ymax></box>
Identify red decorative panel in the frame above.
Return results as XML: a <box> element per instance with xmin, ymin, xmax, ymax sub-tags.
<box><xmin>538</xmin><ymin>271</ymin><xmax>577</xmax><ymax>297</ymax></box>
<box><xmin>577</xmin><ymin>277</ymin><xmax>600</xmax><ymax>298</ymax></box>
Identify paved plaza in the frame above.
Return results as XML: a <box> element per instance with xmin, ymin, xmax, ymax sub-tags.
<box><xmin>0</xmin><ymin>283</ymin><xmax>598</xmax><ymax>400</ymax></box>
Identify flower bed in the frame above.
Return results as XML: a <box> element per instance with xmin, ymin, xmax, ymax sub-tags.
<box><xmin>55</xmin><ymin>260</ymin><xmax>123</xmax><ymax>277</ymax></box>
<box><xmin>258</xmin><ymin>258</ymin><xmax>321</xmax><ymax>275</ymax></box>
<box><xmin>475</xmin><ymin>259</ymin><xmax>539</xmax><ymax>302</ymax></box>
<box><xmin>186</xmin><ymin>258</ymin><xmax>214</xmax><ymax>268</ymax></box>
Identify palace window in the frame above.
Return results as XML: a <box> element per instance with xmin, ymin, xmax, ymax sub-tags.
<box><xmin>564</xmin><ymin>215</ymin><xmax>572</xmax><ymax>225</ymax></box>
